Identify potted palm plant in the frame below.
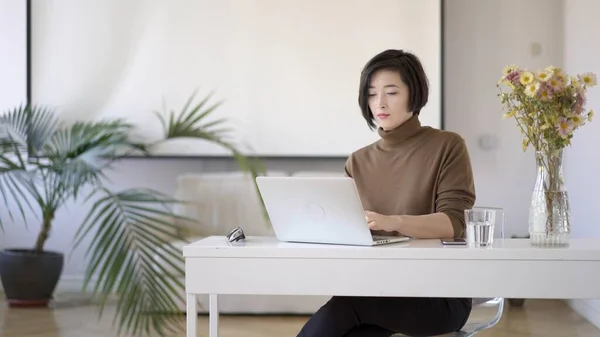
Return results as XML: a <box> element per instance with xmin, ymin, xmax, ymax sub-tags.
<box><xmin>0</xmin><ymin>92</ymin><xmax>264</xmax><ymax>336</ymax></box>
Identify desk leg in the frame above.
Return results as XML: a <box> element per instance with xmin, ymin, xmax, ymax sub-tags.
<box><xmin>209</xmin><ymin>294</ymin><xmax>219</xmax><ymax>337</ymax></box>
<box><xmin>186</xmin><ymin>294</ymin><xmax>197</xmax><ymax>337</ymax></box>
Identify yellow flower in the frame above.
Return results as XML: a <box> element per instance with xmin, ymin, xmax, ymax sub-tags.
<box><xmin>554</xmin><ymin>67</ymin><xmax>566</xmax><ymax>76</ymax></box>
<box><xmin>570</xmin><ymin>76</ymin><xmax>580</xmax><ymax>88</ymax></box>
<box><xmin>572</xmin><ymin>114</ymin><xmax>584</xmax><ymax>126</ymax></box>
<box><xmin>537</xmin><ymin>70</ymin><xmax>551</xmax><ymax>82</ymax></box>
<box><xmin>556</xmin><ymin>117</ymin><xmax>573</xmax><ymax>138</ymax></box>
<box><xmin>520</xmin><ymin>71</ymin><xmax>534</xmax><ymax>85</ymax></box>
<box><xmin>524</xmin><ymin>82</ymin><xmax>539</xmax><ymax>97</ymax></box>
<box><xmin>499</xmin><ymin>65</ymin><xmax>596</xmax><ymax>148</ymax></box>
<box><xmin>548</xmin><ymin>77</ymin><xmax>563</xmax><ymax>91</ymax></box>
<box><xmin>503</xmin><ymin>64</ymin><xmax>518</xmax><ymax>75</ymax></box>
<box><xmin>539</xmin><ymin>87</ymin><xmax>551</xmax><ymax>101</ymax></box>
<box><xmin>499</xmin><ymin>78</ymin><xmax>515</xmax><ymax>89</ymax></box>
<box><xmin>579</xmin><ymin>73</ymin><xmax>598</xmax><ymax>87</ymax></box>
<box><xmin>502</xmin><ymin>109</ymin><xmax>517</xmax><ymax>119</ymax></box>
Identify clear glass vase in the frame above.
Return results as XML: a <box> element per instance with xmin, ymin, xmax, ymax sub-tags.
<box><xmin>529</xmin><ymin>149</ymin><xmax>571</xmax><ymax>247</ymax></box>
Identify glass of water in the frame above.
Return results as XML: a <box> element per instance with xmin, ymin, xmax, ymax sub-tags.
<box><xmin>465</xmin><ymin>208</ymin><xmax>498</xmax><ymax>247</ymax></box>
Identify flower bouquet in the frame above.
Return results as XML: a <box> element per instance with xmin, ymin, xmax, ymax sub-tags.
<box><xmin>498</xmin><ymin>65</ymin><xmax>596</xmax><ymax>247</ymax></box>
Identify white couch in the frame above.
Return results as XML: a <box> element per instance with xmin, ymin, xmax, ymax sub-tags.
<box><xmin>158</xmin><ymin>170</ymin><xmax>344</xmax><ymax>314</ymax></box>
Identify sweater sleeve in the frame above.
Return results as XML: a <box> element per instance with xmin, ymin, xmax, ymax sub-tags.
<box><xmin>436</xmin><ymin>137</ymin><xmax>476</xmax><ymax>238</ymax></box>
<box><xmin>344</xmin><ymin>155</ymin><xmax>354</xmax><ymax>177</ymax></box>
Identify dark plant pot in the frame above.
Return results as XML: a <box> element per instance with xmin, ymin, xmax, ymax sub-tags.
<box><xmin>0</xmin><ymin>249</ymin><xmax>64</xmax><ymax>307</ymax></box>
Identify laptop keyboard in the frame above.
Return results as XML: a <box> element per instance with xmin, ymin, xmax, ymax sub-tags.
<box><xmin>372</xmin><ymin>235</ymin><xmax>400</xmax><ymax>240</ymax></box>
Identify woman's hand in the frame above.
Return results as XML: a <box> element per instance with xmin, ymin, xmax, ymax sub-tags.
<box><xmin>365</xmin><ymin>211</ymin><xmax>456</xmax><ymax>238</ymax></box>
<box><xmin>364</xmin><ymin>211</ymin><xmax>401</xmax><ymax>233</ymax></box>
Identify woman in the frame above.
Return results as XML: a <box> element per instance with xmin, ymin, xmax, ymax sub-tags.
<box><xmin>297</xmin><ymin>49</ymin><xmax>476</xmax><ymax>337</ymax></box>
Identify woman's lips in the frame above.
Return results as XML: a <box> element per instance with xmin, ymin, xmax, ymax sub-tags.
<box><xmin>377</xmin><ymin>113</ymin><xmax>390</xmax><ymax>119</ymax></box>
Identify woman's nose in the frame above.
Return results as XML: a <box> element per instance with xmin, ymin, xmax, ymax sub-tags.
<box><xmin>377</xmin><ymin>95</ymin><xmax>387</xmax><ymax>109</ymax></box>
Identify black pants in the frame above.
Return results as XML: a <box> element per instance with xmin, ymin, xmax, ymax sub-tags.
<box><xmin>297</xmin><ymin>296</ymin><xmax>472</xmax><ymax>337</ymax></box>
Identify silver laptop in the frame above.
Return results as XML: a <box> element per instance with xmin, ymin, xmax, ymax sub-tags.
<box><xmin>255</xmin><ymin>176</ymin><xmax>410</xmax><ymax>246</ymax></box>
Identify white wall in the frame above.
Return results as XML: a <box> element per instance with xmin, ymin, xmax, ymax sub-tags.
<box><xmin>444</xmin><ymin>0</ymin><xmax>564</xmax><ymax>237</ymax></box>
<box><xmin>446</xmin><ymin>0</ymin><xmax>600</xmax><ymax>327</ymax></box>
<box><xmin>563</xmin><ymin>0</ymin><xmax>600</xmax><ymax>328</ymax></box>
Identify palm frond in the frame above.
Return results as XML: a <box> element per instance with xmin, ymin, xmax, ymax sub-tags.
<box><xmin>0</xmin><ymin>104</ymin><xmax>57</xmax><ymax>154</ymax></box>
<box><xmin>154</xmin><ymin>89</ymin><xmax>226</xmax><ymax>140</ymax></box>
<box><xmin>73</xmin><ymin>187</ymin><xmax>193</xmax><ymax>337</ymax></box>
<box><xmin>0</xmin><ymin>155</ymin><xmax>38</xmax><ymax>229</ymax></box>
<box><xmin>42</xmin><ymin>119</ymin><xmax>149</xmax><ymax>198</ymax></box>
<box><xmin>46</xmin><ymin>119</ymin><xmax>146</xmax><ymax>160</ymax></box>
<box><xmin>155</xmin><ymin>90</ymin><xmax>266</xmax><ymax>178</ymax></box>
<box><xmin>154</xmin><ymin>90</ymin><xmax>267</xmax><ymax>221</ymax></box>
<box><xmin>0</xmin><ymin>105</ymin><xmax>50</xmax><ymax>229</ymax></box>
<box><xmin>208</xmin><ymin>136</ymin><xmax>268</xmax><ymax>220</ymax></box>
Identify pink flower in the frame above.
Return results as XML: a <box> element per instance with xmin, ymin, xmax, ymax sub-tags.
<box><xmin>577</xmin><ymin>87</ymin><xmax>586</xmax><ymax>102</ymax></box>
<box><xmin>505</xmin><ymin>70</ymin><xmax>521</xmax><ymax>85</ymax></box>
<box><xmin>556</xmin><ymin>117</ymin><xmax>573</xmax><ymax>138</ymax></box>
<box><xmin>572</xmin><ymin>87</ymin><xmax>587</xmax><ymax>115</ymax></box>
<box><xmin>537</xmin><ymin>82</ymin><xmax>554</xmax><ymax>101</ymax></box>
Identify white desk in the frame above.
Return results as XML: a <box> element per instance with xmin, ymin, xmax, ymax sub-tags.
<box><xmin>183</xmin><ymin>236</ymin><xmax>600</xmax><ymax>337</ymax></box>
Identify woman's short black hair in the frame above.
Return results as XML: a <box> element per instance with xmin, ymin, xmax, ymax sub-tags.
<box><xmin>358</xmin><ymin>49</ymin><xmax>429</xmax><ymax>129</ymax></box>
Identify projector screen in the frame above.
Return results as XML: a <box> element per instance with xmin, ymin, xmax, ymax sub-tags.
<box><xmin>31</xmin><ymin>0</ymin><xmax>442</xmax><ymax>157</ymax></box>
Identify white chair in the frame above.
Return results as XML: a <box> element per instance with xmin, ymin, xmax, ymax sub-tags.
<box><xmin>392</xmin><ymin>297</ymin><xmax>505</xmax><ymax>336</ymax></box>
<box><xmin>392</xmin><ymin>205</ymin><xmax>506</xmax><ymax>336</ymax></box>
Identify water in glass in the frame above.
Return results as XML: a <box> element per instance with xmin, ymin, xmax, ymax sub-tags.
<box><xmin>465</xmin><ymin>208</ymin><xmax>497</xmax><ymax>247</ymax></box>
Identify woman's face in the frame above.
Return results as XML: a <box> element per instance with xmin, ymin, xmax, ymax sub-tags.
<box><xmin>368</xmin><ymin>69</ymin><xmax>413</xmax><ymax>130</ymax></box>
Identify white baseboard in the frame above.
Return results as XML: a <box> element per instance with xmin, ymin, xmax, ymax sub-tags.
<box><xmin>55</xmin><ymin>275</ymin><xmax>91</xmax><ymax>293</ymax></box>
<box><xmin>567</xmin><ymin>299</ymin><xmax>600</xmax><ymax>329</ymax></box>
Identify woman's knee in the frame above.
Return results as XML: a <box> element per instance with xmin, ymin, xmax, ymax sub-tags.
<box><xmin>320</xmin><ymin>297</ymin><xmax>359</xmax><ymax>317</ymax></box>
<box><xmin>296</xmin><ymin>297</ymin><xmax>361</xmax><ymax>337</ymax></box>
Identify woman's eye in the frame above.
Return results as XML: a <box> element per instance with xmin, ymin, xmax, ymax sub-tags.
<box><xmin>368</xmin><ymin>93</ymin><xmax>376</xmax><ymax>97</ymax></box>
<box><xmin>387</xmin><ymin>92</ymin><xmax>397</xmax><ymax>95</ymax></box>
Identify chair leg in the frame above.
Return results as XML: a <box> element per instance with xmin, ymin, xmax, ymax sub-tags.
<box><xmin>460</xmin><ymin>298</ymin><xmax>505</xmax><ymax>337</ymax></box>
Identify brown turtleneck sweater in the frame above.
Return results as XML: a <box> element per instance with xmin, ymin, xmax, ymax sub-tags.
<box><xmin>345</xmin><ymin>115</ymin><xmax>476</xmax><ymax>238</ymax></box>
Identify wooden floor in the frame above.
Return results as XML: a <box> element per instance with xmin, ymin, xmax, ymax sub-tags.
<box><xmin>0</xmin><ymin>296</ymin><xmax>598</xmax><ymax>337</ymax></box>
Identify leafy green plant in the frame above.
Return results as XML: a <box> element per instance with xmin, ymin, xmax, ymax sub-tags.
<box><xmin>0</xmin><ymin>92</ymin><xmax>265</xmax><ymax>336</ymax></box>
<box><xmin>153</xmin><ymin>90</ymin><xmax>265</xmax><ymax>181</ymax></box>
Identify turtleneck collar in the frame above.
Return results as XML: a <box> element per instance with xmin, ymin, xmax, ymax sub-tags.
<box><xmin>377</xmin><ymin>115</ymin><xmax>422</xmax><ymax>146</ymax></box>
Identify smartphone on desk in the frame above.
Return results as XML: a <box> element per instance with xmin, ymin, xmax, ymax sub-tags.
<box><xmin>440</xmin><ymin>238</ymin><xmax>467</xmax><ymax>246</ymax></box>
